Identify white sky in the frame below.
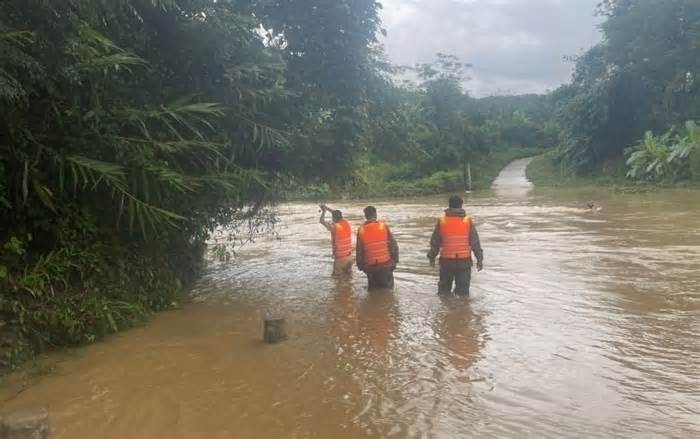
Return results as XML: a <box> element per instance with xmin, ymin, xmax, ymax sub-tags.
<box><xmin>379</xmin><ymin>0</ymin><xmax>603</xmax><ymax>97</ymax></box>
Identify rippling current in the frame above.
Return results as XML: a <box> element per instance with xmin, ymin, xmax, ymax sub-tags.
<box><xmin>2</xmin><ymin>158</ymin><xmax>699</xmax><ymax>438</ymax></box>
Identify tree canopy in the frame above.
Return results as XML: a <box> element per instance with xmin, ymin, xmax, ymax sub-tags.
<box><xmin>553</xmin><ymin>0</ymin><xmax>700</xmax><ymax>175</ymax></box>
<box><xmin>0</xmin><ymin>0</ymin><xmax>384</xmax><ymax>364</ymax></box>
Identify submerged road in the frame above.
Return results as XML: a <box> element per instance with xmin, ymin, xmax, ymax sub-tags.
<box><xmin>2</xmin><ymin>158</ymin><xmax>700</xmax><ymax>438</ymax></box>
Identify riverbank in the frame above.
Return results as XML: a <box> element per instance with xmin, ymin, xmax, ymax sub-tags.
<box><xmin>0</xmin><ymin>243</ymin><xmax>196</xmax><ymax>373</ymax></box>
<box><xmin>287</xmin><ymin>146</ymin><xmax>546</xmax><ymax>200</ymax></box>
<box><xmin>526</xmin><ymin>151</ymin><xmax>700</xmax><ymax>192</ymax></box>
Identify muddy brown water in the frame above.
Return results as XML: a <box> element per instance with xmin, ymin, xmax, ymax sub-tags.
<box><xmin>2</xmin><ymin>159</ymin><xmax>700</xmax><ymax>438</ymax></box>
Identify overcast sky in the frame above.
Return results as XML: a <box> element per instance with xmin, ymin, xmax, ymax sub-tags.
<box><xmin>379</xmin><ymin>0</ymin><xmax>603</xmax><ymax>97</ymax></box>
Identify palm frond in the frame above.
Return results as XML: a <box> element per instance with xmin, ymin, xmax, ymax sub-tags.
<box><xmin>0</xmin><ymin>30</ymin><xmax>34</xmax><ymax>46</ymax></box>
<box><xmin>0</xmin><ymin>30</ymin><xmax>38</xmax><ymax>102</ymax></box>
<box><xmin>61</xmin><ymin>155</ymin><xmax>187</xmax><ymax>237</ymax></box>
<box><xmin>69</xmin><ymin>24</ymin><xmax>146</xmax><ymax>73</ymax></box>
<box><xmin>143</xmin><ymin>164</ymin><xmax>199</xmax><ymax>194</ymax></box>
<box><xmin>0</xmin><ymin>70</ymin><xmax>25</xmax><ymax>102</ymax></box>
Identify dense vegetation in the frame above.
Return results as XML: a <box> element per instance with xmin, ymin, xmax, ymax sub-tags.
<box><xmin>545</xmin><ymin>0</ymin><xmax>700</xmax><ymax>183</ymax></box>
<box><xmin>0</xmin><ymin>0</ymin><xmax>553</xmax><ymax>367</ymax></box>
<box><xmin>294</xmin><ymin>56</ymin><xmax>555</xmax><ymax>199</ymax></box>
<box><xmin>0</xmin><ymin>0</ymin><xmax>384</xmax><ymax>367</ymax></box>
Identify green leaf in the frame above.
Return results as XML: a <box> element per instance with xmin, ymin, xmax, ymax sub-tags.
<box><xmin>32</xmin><ymin>181</ymin><xmax>56</xmax><ymax>213</ymax></box>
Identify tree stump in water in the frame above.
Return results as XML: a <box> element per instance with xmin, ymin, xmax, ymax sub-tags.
<box><xmin>1</xmin><ymin>408</ymin><xmax>51</xmax><ymax>439</ymax></box>
<box><xmin>263</xmin><ymin>317</ymin><xmax>287</xmax><ymax>344</ymax></box>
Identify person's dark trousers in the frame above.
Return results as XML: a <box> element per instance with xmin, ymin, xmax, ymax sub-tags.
<box><xmin>438</xmin><ymin>259</ymin><xmax>471</xmax><ymax>296</ymax></box>
<box><xmin>366</xmin><ymin>267</ymin><xmax>395</xmax><ymax>290</ymax></box>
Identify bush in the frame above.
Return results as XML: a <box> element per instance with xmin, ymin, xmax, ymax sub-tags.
<box><xmin>690</xmin><ymin>149</ymin><xmax>700</xmax><ymax>181</ymax></box>
<box><xmin>0</xmin><ymin>211</ymin><xmax>188</xmax><ymax>368</ymax></box>
<box><xmin>626</xmin><ymin>121</ymin><xmax>700</xmax><ymax>182</ymax></box>
<box><xmin>282</xmin><ymin>182</ymin><xmax>332</xmax><ymax>201</ymax></box>
<box><xmin>1</xmin><ymin>1</ymin><xmax>289</xmax><ymax>368</ymax></box>
<box><xmin>338</xmin><ymin>146</ymin><xmax>544</xmax><ymax>199</ymax></box>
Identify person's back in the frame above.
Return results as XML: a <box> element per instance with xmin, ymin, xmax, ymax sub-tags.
<box><xmin>356</xmin><ymin>206</ymin><xmax>399</xmax><ymax>289</ymax></box>
<box><xmin>320</xmin><ymin>205</ymin><xmax>354</xmax><ymax>275</ymax></box>
<box><xmin>427</xmin><ymin>195</ymin><xmax>484</xmax><ymax>296</ymax></box>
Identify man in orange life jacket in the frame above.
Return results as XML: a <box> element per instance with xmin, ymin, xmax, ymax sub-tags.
<box><xmin>427</xmin><ymin>195</ymin><xmax>484</xmax><ymax>296</ymax></box>
<box><xmin>320</xmin><ymin>205</ymin><xmax>354</xmax><ymax>275</ymax></box>
<box><xmin>356</xmin><ymin>206</ymin><xmax>399</xmax><ymax>289</ymax></box>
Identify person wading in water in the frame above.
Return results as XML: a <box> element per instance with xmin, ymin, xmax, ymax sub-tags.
<box><xmin>427</xmin><ymin>195</ymin><xmax>484</xmax><ymax>296</ymax></box>
<box><xmin>320</xmin><ymin>205</ymin><xmax>354</xmax><ymax>275</ymax></box>
<box><xmin>356</xmin><ymin>206</ymin><xmax>399</xmax><ymax>289</ymax></box>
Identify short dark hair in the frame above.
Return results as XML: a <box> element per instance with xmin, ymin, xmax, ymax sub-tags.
<box><xmin>332</xmin><ymin>210</ymin><xmax>343</xmax><ymax>222</ymax></box>
<box><xmin>448</xmin><ymin>195</ymin><xmax>463</xmax><ymax>209</ymax></box>
<box><xmin>364</xmin><ymin>205</ymin><xmax>377</xmax><ymax>220</ymax></box>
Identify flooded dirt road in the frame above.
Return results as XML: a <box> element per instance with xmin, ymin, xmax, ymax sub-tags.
<box><xmin>2</xmin><ymin>159</ymin><xmax>700</xmax><ymax>438</ymax></box>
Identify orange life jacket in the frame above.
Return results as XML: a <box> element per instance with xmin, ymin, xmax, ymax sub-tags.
<box><xmin>358</xmin><ymin>222</ymin><xmax>392</xmax><ymax>266</ymax></box>
<box><xmin>439</xmin><ymin>215</ymin><xmax>472</xmax><ymax>260</ymax></box>
<box><xmin>332</xmin><ymin>219</ymin><xmax>352</xmax><ymax>258</ymax></box>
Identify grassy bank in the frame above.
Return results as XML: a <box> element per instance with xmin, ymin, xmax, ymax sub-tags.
<box><xmin>0</xmin><ymin>234</ymin><xmax>196</xmax><ymax>371</ymax></box>
<box><xmin>288</xmin><ymin>146</ymin><xmax>546</xmax><ymax>200</ymax></box>
<box><xmin>359</xmin><ymin>146</ymin><xmax>546</xmax><ymax>198</ymax></box>
<box><xmin>526</xmin><ymin>151</ymin><xmax>700</xmax><ymax>192</ymax></box>
<box><xmin>526</xmin><ymin>151</ymin><xmax>626</xmax><ymax>187</ymax></box>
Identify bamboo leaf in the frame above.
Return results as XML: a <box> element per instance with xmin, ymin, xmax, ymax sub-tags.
<box><xmin>32</xmin><ymin>181</ymin><xmax>56</xmax><ymax>213</ymax></box>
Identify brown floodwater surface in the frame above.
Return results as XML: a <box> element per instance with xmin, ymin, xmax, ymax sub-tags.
<box><xmin>2</xmin><ymin>159</ymin><xmax>700</xmax><ymax>438</ymax></box>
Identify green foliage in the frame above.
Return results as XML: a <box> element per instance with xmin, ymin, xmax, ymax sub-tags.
<box><xmin>379</xmin><ymin>171</ymin><xmax>462</xmax><ymax>198</ymax></box>
<box><xmin>669</xmin><ymin>121</ymin><xmax>700</xmax><ymax>163</ymax></box>
<box><xmin>554</xmin><ymin>0</ymin><xmax>700</xmax><ymax>175</ymax></box>
<box><xmin>1</xmin><ymin>0</ymin><xmax>383</xmax><ymax>368</ymax></box>
<box><xmin>626</xmin><ymin>132</ymin><xmax>674</xmax><ymax>181</ymax></box>
<box><xmin>346</xmin><ymin>146</ymin><xmax>544</xmax><ymax>199</ymax></box>
<box><xmin>690</xmin><ymin>149</ymin><xmax>700</xmax><ymax>181</ymax></box>
<box><xmin>354</xmin><ymin>53</ymin><xmax>556</xmax><ymax>194</ymax></box>
<box><xmin>254</xmin><ymin>0</ymin><xmax>383</xmax><ymax>185</ymax></box>
<box><xmin>626</xmin><ymin>121</ymin><xmax>700</xmax><ymax>182</ymax></box>
<box><xmin>526</xmin><ymin>150</ymin><xmax>629</xmax><ymax>189</ymax></box>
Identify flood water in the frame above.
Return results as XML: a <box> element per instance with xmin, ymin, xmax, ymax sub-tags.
<box><xmin>2</xmin><ymin>159</ymin><xmax>700</xmax><ymax>438</ymax></box>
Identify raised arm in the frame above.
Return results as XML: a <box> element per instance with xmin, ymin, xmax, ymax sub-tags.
<box><xmin>319</xmin><ymin>205</ymin><xmax>333</xmax><ymax>231</ymax></box>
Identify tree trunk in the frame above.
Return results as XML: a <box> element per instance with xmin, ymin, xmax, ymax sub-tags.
<box><xmin>462</xmin><ymin>160</ymin><xmax>468</xmax><ymax>191</ymax></box>
<box><xmin>463</xmin><ymin>160</ymin><xmax>472</xmax><ymax>192</ymax></box>
<box><xmin>468</xmin><ymin>162</ymin><xmax>472</xmax><ymax>192</ymax></box>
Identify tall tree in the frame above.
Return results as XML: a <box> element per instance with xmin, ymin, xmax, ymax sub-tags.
<box><xmin>555</xmin><ymin>0</ymin><xmax>700</xmax><ymax>172</ymax></box>
<box><xmin>253</xmin><ymin>0</ymin><xmax>383</xmax><ymax>184</ymax></box>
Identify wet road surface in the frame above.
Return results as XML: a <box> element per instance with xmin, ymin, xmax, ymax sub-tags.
<box><xmin>2</xmin><ymin>158</ymin><xmax>699</xmax><ymax>438</ymax></box>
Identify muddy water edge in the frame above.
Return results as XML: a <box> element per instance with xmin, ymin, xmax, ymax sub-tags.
<box><xmin>1</xmin><ymin>158</ymin><xmax>699</xmax><ymax>438</ymax></box>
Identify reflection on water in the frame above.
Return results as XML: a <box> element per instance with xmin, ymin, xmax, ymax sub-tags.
<box><xmin>1</xmin><ymin>160</ymin><xmax>700</xmax><ymax>438</ymax></box>
<box><xmin>435</xmin><ymin>296</ymin><xmax>480</xmax><ymax>371</ymax></box>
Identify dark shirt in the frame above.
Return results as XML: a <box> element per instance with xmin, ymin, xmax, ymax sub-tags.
<box><xmin>427</xmin><ymin>208</ymin><xmax>484</xmax><ymax>266</ymax></box>
<box><xmin>356</xmin><ymin>220</ymin><xmax>399</xmax><ymax>272</ymax></box>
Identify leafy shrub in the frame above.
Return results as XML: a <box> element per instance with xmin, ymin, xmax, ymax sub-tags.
<box><xmin>0</xmin><ymin>0</ymin><xmax>291</xmax><ymax>368</ymax></box>
<box><xmin>626</xmin><ymin>121</ymin><xmax>700</xmax><ymax>182</ymax></box>
<box><xmin>690</xmin><ymin>149</ymin><xmax>700</xmax><ymax>181</ymax></box>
